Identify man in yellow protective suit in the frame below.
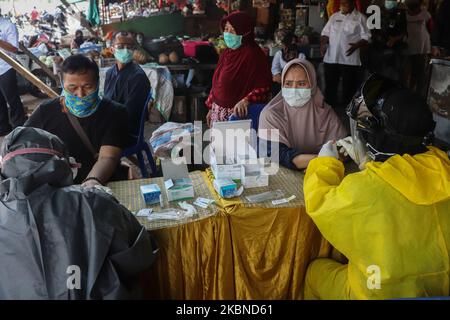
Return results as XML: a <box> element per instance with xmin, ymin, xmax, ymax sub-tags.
<box><xmin>303</xmin><ymin>74</ymin><xmax>450</xmax><ymax>300</ymax></box>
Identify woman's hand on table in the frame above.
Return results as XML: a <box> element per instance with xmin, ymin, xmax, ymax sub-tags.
<box><xmin>292</xmin><ymin>154</ymin><xmax>317</xmax><ymax>170</ymax></box>
<box><xmin>233</xmin><ymin>99</ymin><xmax>249</xmax><ymax>119</ymax></box>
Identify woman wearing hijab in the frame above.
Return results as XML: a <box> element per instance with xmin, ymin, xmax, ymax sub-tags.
<box><xmin>259</xmin><ymin>59</ymin><xmax>348</xmax><ymax>170</ymax></box>
<box><xmin>206</xmin><ymin>11</ymin><xmax>272</xmax><ymax>127</ymax></box>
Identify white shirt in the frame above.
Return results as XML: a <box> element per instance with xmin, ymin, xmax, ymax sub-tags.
<box><xmin>0</xmin><ymin>18</ymin><xmax>19</xmax><ymax>76</ymax></box>
<box><xmin>271</xmin><ymin>50</ymin><xmax>307</xmax><ymax>76</ymax></box>
<box><xmin>321</xmin><ymin>10</ymin><xmax>371</xmax><ymax>66</ymax></box>
<box><xmin>405</xmin><ymin>9</ymin><xmax>431</xmax><ymax>55</ymax></box>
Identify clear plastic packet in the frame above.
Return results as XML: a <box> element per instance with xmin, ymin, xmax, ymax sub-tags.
<box><xmin>244</xmin><ymin>189</ymin><xmax>285</xmax><ymax>203</ymax></box>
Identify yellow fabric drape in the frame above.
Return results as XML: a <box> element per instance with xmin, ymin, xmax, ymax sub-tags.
<box><xmin>141</xmin><ymin>169</ymin><xmax>328</xmax><ymax>299</ymax></box>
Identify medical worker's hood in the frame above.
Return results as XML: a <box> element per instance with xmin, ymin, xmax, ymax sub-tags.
<box><xmin>0</xmin><ymin>126</ymin><xmax>73</xmax><ymax>197</ymax></box>
<box><xmin>366</xmin><ymin>147</ymin><xmax>450</xmax><ymax>205</ymax></box>
<box><xmin>0</xmin><ymin>127</ymin><xmax>157</xmax><ymax>299</ymax></box>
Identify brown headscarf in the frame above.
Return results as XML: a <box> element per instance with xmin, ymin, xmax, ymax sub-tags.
<box><xmin>258</xmin><ymin>59</ymin><xmax>348</xmax><ymax>154</ymax></box>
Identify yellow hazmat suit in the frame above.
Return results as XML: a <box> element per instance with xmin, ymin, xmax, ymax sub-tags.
<box><xmin>303</xmin><ymin>147</ymin><xmax>450</xmax><ymax>299</ymax></box>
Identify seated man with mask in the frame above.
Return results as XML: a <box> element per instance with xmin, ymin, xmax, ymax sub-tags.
<box><xmin>303</xmin><ymin>74</ymin><xmax>450</xmax><ymax>299</ymax></box>
<box><xmin>25</xmin><ymin>54</ymin><xmax>129</xmax><ymax>187</ymax></box>
<box><xmin>0</xmin><ymin>127</ymin><xmax>157</xmax><ymax>299</ymax></box>
<box><xmin>104</xmin><ymin>31</ymin><xmax>151</xmax><ymax>142</ymax></box>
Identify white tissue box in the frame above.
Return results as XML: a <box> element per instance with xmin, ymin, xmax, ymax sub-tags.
<box><xmin>210</xmin><ymin>150</ymin><xmax>243</xmax><ymax>181</ymax></box>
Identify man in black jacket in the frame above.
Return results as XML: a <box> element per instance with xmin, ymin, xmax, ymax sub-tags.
<box><xmin>0</xmin><ymin>127</ymin><xmax>157</xmax><ymax>299</ymax></box>
<box><xmin>104</xmin><ymin>31</ymin><xmax>151</xmax><ymax>143</ymax></box>
<box><xmin>431</xmin><ymin>0</ymin><xmax>450</xmax><ymax>56</ymax></box>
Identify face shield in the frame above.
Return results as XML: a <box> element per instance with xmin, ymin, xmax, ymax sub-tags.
<box><xmin>346</xmin><ymin>74</ymin><xmax>399</xmax><ymax>166</ymax></box>
<box><xmin>348</xmin><ymin>97</ymin><xmax>371</xmax><ymax>168</ymax></box>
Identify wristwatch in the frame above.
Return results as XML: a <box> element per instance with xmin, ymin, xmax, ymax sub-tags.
<box><xmin>82</xmin><ymin>176</ymin><xmax>103</xmax><ymax>185</ymax></box>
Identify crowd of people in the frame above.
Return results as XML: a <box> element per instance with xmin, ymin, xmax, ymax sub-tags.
<box><xmin>0</xmin><ymin>0</ymin><xmax>448</xmax><ymax>300</ymax></box>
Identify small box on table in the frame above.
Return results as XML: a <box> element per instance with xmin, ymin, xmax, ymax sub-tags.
<box><xmin>140</xmin><ymin>184</ymin><xmax>161</xmax><ymax>205</ymax></box>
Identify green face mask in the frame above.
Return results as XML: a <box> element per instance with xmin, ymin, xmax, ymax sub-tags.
<box><xmin>385</xmin><ymin>0</ymin><xmax>398</xmax><ymax>9</ymax></box>
<box><xmin>114</xmin><ymin>48</ymin><xmax>133</xmax><ymax>64</ymax></box>
<box><xmin>224</xmin><ymin>32</ymin><xmax>243</xmax><ymax>50</ymax></box>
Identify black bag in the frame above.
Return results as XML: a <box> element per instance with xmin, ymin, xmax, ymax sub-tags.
<box><xmin>195</xmin><ymin>45</ymin><xmax>218</xmax><ymax>63</ymax></box>
<box><xmin>143</xmin><ymin>35</ymin><xmax>185</xmax><ymax>59</ymax></box>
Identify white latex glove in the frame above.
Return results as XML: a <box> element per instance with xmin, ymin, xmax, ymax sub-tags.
<box><xmin>318</xmin><ymin>140</ymin><xmax>339</xmax><ymax>159</ymax></box>
<box><xmin>337</xmin><ymin>136</ymin><xmax>369</xmax><ymax>170</ymax></box>
<box><xmin>337</xmin><ymin>136</ymin><xmax>356</xmax><ymax>161</ymax></box>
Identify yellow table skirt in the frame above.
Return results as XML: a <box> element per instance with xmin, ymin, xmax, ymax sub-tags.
<box><xmin>143</xmin><ymin>205</ymin><xmax>329</xmax><ymax>299</ymax></box>
<box><xmin>110</xmin><ymin>167</ymin><xmax>332</xmax><ymax>299</ymax></box>
<box><xmin>109</xmin><ymin>168</ymin><xmax>331</xmax><ymax>300</ymax></box>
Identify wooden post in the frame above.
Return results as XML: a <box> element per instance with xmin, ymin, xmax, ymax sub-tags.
<box><xmin>0</xmin><ymin>51</ymin><xmax>58</xmax><ymax>98</ymax></box>
<box><xmin>18</xmin><ymin>43</ymin><xmax>59</xmax><ymax>84</ymax></box>
<box><xmin>60</xmin><ymin>0</ymin><xmax>98</xmax><ymax>38</ymax></box>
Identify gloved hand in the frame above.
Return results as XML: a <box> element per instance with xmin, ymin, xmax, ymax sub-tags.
<box><xmin>337</xmin><ymin>136</ymin><xmax>369</xmax><ymax>170</ymax></box>
<box><xmin>318</xmin><ymin>140</ymin><xmax>339</xmax><ymax>159</ymax></box>
<box><xmin>336</xmin><ymin>136</ymin><xmax>356</xmax><ymax>161</ymax></box>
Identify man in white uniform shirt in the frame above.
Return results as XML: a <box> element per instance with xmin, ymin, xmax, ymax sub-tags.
<box><xmin>320</xmin><ymin>0</ymin><xmax>371</xmax><ymax>108</ymax></box>
<box><xmin>0</xmin><ymin>16</ymin><xmax>27</xmax><ymax>136</ymax></box>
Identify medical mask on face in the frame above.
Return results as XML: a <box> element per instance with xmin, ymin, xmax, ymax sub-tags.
<box><xmin>62</xmin><ymin>87</ymin><xmax>100</xmax><ymax>118</ymax></box>
<box><xmin>224</xmin><ymin>32</ymin><xmax>243</xmax><ymax>50</ymax></box>
<box><xmin>385</xmin><ymin>0</ymin><xmax>398</xmax><ymax>9</ymax></box>
<box><xmin>114</xmin><ymin>48</ymin><xmax>134</xmax><ymax>64</ymax></box>
<box><xmin>282</xmin><ymin>88</ymin><xmax>312</xmax><ymax>107</ymax></box>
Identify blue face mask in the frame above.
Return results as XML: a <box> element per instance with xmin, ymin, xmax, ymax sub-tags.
<box><xmin>385</xmin><ymin>0</ymin><xmax>398</xmax><ymax>9</ymax></box>
<box><xmin>62</xmin><ymin>87</ymin><xmax>100</xmax><ymax>118</ymax></box>
<box><xmin>224</xmin><ymin>32</ymin><xmax>243</xmax><ymax>50</ymax></box>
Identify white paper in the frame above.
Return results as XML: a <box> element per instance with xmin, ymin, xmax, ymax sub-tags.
<box><xmin>161</xmin><ymin>158</ymin><xmax>189</xmax><ymax>180</ymax></box>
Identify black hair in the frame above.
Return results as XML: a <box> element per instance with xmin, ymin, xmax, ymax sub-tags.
<box><xmin>281</xmin><ymin>31</ymin><xmax>296</xmax><ymax>47</ymax></box>
<box><xmin>281</xmin><ymin>32</ymin><xmax>298</xmax><ymax>62</ymax></box>
<box><xmin>341</xmin><ymin>0</ymin><xmax>356</xmax><ymax>5</ymax></box>
<box><xmin>112</xmin><ymin>31</ymin><xmax>136</xmax><ymax>44</ymax></box>
<box><xmin>61</xmin><ymin>54</ymin><xmax>99</xmax><ymax>83</ymax></box>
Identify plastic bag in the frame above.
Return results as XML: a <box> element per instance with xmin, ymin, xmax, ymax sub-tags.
<box><xmin>149</xmin><ymin>122</ymin><xmax>201</xmax><ymax>159</ymax></box>
<box><xmin>245</xmin><ymin>190</ymin><xmax>285</xmax><ymax>203</ymax></box>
